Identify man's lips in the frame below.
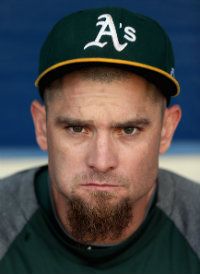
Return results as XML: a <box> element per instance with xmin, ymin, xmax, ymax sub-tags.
<box><xmin>80</xmin><ymin>183</ymin><xmax>121</xmax><ymax>189</ymax></box>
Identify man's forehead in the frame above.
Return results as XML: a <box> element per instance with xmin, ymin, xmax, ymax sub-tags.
<box><xmin>49</xmin><ymin>85</ymin><xmax>161</xmax><ymax>124</ymax></box>
<box><xmin>58</xmin><ymin>71</ymin><xmax>157</xmax><ymax>100</ymax></box>
<box><xmin>43</xmin><ymin>66</ymin><xmax>165</xmax><ymax>113</ymax></box>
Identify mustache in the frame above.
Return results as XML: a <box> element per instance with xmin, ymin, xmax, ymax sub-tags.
<box><xmin>73</xmin><ymin>171</ymin><xmax>130</xmax><ymax>186</ymax></box>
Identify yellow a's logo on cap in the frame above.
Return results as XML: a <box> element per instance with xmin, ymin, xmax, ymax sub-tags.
<box><xmin>84</xmin><ymin>14</ymin><xmax>137</xmax><ymax>52</ymax></box>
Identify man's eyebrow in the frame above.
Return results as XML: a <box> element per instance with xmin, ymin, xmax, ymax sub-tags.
<box><xmin>112</xmin><ymin>118</ymin><xmax>151</xmax><ymax>128</ymax></box>
<box><xmin>55</xmin><ymin>116</ymin><xmax>93</xmax><ymax>126</ymax></box>
<box><xmin>55</xmin><ymin>116</ymin><xmax>151</xmax><ymax>128</ymax></box>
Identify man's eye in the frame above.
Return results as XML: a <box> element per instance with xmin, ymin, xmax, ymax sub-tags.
<box><xmin>122</xmin><ymin>127</ymin><xmax>137</xmax><ymax>135</ymax></box>
<box><xmin>68</xmin><ymin>126</ymin><xmax>85</xmax><ymax>133</ymax></box>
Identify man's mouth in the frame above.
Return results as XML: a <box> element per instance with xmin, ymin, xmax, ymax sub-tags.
<box><xmin>80</xmin><ymin>183</ymin><xmax>121</xmax><ymax>190</ymax></box>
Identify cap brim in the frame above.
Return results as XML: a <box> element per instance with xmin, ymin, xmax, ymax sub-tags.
<box><xmin>35</xmin><ymin>58</ymin><xmax>180</xmax><ymax>97</ymax></box>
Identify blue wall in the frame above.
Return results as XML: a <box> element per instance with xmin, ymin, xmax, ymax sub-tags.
<box><xmin>0</xmin><ymin>0</ymin><xmax>199</xmax><ymax>147</ymax></box>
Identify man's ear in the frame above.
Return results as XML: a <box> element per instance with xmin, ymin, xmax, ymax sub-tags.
<box><xmin>159</xmin><ymin>104</ymin><xmax>182</xmax><ymax>154</ymax></box>
<box><xmin>31</xmin><ymin>100</ymin><xmax>47</xmax><ymax>151</ymax></box>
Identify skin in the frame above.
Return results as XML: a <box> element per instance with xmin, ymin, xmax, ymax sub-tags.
<box><xmin>31</xmin><ymin>70</ymin><xmax>181</xmax><ymax>245</ymax></box>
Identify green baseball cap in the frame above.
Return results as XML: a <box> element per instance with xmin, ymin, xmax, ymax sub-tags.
<box><xmin>35</xmin><ymin>7</ymin><xmax>180</xmax><ymax>98</ymax></box>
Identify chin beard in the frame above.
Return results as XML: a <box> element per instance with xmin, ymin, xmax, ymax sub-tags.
<box><xmin>63</xmin><ymin>191</ymin><xmax>133</xmax><ymax>245</ymax></box>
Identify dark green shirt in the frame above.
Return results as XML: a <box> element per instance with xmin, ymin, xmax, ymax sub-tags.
<box><xmin>0</xmin><ymin>166</ymin><xmax>200</xmax><ymax>273</ymax></box>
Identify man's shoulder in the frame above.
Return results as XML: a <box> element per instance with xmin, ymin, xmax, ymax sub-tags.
<box><xmin>158</xmin><ymin>168</ymin><xmax>200</xmax><ymax>210</ymax></box>
<box><xmin>158</xmin><ymin>168</ymin><xmax>200</xmax><ymax>201</ymax></box>
<box><xmin>0</xmin><ymin>167</ymin><xmax>41</xmax><ymax>259</ymax></box>
<box><xmin>157</xmin><ymin>168</ymin><xmax>200</xmax><ymax>259</ymax></box>
<box><xmin>0</xmin><ymin>167</ymin><xmax>39</xmax><ymax>190</ymax></box>
<box><xmin>0</xmin><ymin>167</ymin><xmax>41</xmax><ymax>209</ymax></box>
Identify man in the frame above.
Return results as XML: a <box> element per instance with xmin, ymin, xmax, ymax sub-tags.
<box><xmin>0</xmin><ymin>6</ymin><xmax>200</xmax><ymax>274</ymax></box>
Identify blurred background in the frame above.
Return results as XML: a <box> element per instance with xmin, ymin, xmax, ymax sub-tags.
<box><xmin>0</xmin><ymin>0</ymin><xmax>199</xmax><ymax>181</ymax></box>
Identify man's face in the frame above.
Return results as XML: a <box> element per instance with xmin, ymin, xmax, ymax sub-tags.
<box><xmin>32</xmin><ymin>70</ymin><xmax>181</xmax><ymax>243</ymax></box>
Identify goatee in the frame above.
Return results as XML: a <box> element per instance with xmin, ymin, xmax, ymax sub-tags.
<box><xmin>64</xmin><ymin>191</ymin><xmax>133</xmax><ymax>245</ymax></box>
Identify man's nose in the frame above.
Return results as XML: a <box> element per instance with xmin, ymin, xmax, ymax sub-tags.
<box><xmin>86</xmin><ymin>132</ymin><xmax>118</xmax><ymax>173</ymax></box>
